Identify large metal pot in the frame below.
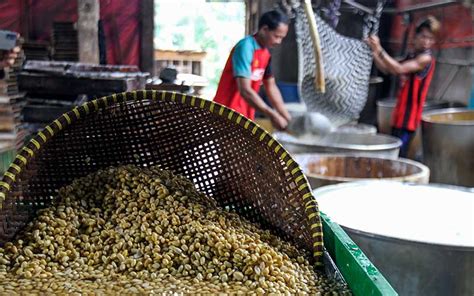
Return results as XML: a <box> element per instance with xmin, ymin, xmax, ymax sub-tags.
<box><xmin>376</xmin><ymin>98</ymin><xmax>465</xmax><ymax>160</ymax></box>
<box><xmin>295</xmin><ymin>154</ymin><xmax>429</xmax><ymax>189</ymax></box>
<box><xmin>274</xmin><ymin>132</ymin><xmax>401</xmax><ymax>159</ymax></box>
<box><xmin>376</xmin><ymin>98</ymin><xmax>454</xmax><ymax>134</ymax></box>
<box><xmin>285</xmin><ymin>103</ymin><xmax>377</xmax><ymax>135</ymax></box>
<box><xmin>285</xmin><ymin>102</ymin><xmax>307</xmax><ymax>118</ymax></box>
<box><xmin>358</xmin><ymin>76</ymin><xmax>384</xmax><ymax>126</ymax></box>
<box><xmin>422</xmin><ymin>108</ymin><xmax>474</xmax><ymax>187</ymax></box>
<box><xmin>332</xmin><ymin>123</ymin><xmax>377</xmax><ymax>135</ymax></box>
<box><xmin>314</xmin><ymin>181</ymin><xmax>474</xmax><ymax>296</ymax></box>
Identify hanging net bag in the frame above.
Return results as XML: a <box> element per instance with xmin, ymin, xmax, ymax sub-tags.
<box><xmin>290</xmin><ymin>0</ymin><xmax>384</xmax><ymax>126</ymax></box>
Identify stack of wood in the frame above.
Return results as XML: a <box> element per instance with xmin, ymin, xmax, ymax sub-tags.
<box><xmin>52</xmin><ymin>22</ymin><xmax>78</xmax><ymax>62</ymax></box>
<box><xmin>23</xmin><ymin>41</ymin><xmax>50</xmax><ymax>61</ymax></box>
<box><xmin>19</xmin><ymin>60</ymin><xmax>149</xmax><ymax>136</ymax></box>
<box><xmin>0</xmin><ymin>51</ymin><xmax>26</xmax><ymax>150</ymax></box>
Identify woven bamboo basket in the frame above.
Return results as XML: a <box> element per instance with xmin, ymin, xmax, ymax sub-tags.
<box><xmin>0</xmin><ymin>90</ymin><xmax>324</xmax><ymax>266</ymax></box>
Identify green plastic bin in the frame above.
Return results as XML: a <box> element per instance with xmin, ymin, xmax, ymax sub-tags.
<box><xmin>322</xmin><ymin>213</ymin><xmax>397</xmax><ymax>295</ymax></box>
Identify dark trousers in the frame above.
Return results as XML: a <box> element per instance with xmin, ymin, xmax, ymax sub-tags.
<box><xmin>391</xmin><ymin>127</ymin><xmax>415</xmax><ymax>158</ymax></box>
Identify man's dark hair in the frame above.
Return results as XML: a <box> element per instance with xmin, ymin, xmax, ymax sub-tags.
<box><xmin>258</xmin><ymin>10</ymin><xmax>289</xmax><ymax>31</ymax></box>
<box><xmin>415</xmin><ymin>15</ymin><xmax>441</xmax><ymax>35</ymax></box>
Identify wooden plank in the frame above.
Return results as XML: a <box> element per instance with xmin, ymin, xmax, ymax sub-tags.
<box><xmin>140</xmin><ymin>0</ymin><xmax>154</xmax><ymax>74</ymax></box>
<box><xmin>77</xmin><ymin>0</ymin><xmax>100</xmax><ymax>64</ymax></box>
<box><xmin>154</xmin><ymin>50</ymin><xmax>207</xmax><ymax>61</ymax></box>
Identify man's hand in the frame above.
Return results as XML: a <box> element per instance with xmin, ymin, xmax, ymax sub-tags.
<box><xmin>269</xmin><ymin>110</ymin><xmax>289</xmax><ymax>131</ymax></box>
<box><xmin>262</xmin><ymin>77</ymin><xmax>292</xmax><ymax>126</ymax></box>
<box><xmin>279</xmin><ymin>108</ymin><xmax>292</xmax><ymax>123</ymax></box>
<box><xmin>366</xmin><ymin>35</ymin><xmax>382</xmax><ymax>53</ymax></box>
<box><xmin>0</xmin><ymin>46</ymin><xmax>20</xmax><ymax>70</ymax></box>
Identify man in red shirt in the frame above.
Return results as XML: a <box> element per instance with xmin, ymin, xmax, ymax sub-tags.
<box><xmin>214</xmin><ymin>10</ymin><xmax>291</xmax><ymax>130</ymax></box>
<box><xmin>367</xmin><ymin>16</ymin><xmax>440</xmax><ymax>157</ymax></box>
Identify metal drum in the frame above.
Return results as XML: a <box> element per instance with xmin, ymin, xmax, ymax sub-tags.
<box><xmin>274</xmin><ymin>132</ymin><xmax>401</xmax><ymax>159</ymax></box>
<box><xmin>313</xmin><ymin>181</ymin><xmax>474</xmax><ymax>296</ymax></box>
<box><xmin>285</xmin><ymin>103</ymin><xmax>377</xmax><ymax>135</ymax></box>
<box><xmin>285</xmin><ymin>102</ymin><xmax>307</xmax><ymax>118</ymax></box>
<box><xmin>422</xmin><ymin>108</ymin><xmax>474</xmax><ymax>187</ymax></box>
<box><xmin>295</xmin><ymin>154</ymin><xmax>429</xmax><ymax>189</ymax></box>
<box><xmin>332</xmin><ymin>123</ymin><xmax>377</xmax><ymax>135</ymax></box>
<box><xmin>376</xmin><ymin>98</ymin><xmax>454</xmax><ymax>134</ymax></box>
<box><xmin>376</xmin><ymin>98</ymin><xmax>465</xmax><ymax>159</ymax></box>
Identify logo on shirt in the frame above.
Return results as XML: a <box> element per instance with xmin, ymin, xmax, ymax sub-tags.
<box><xmin>251</xmin><ymin>68</ymin><xmax>265</xmax><ymax>81</ymax></box>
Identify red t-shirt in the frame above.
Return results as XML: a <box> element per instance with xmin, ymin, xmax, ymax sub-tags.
<box><xmin>214</xmin><ymin>35</ymin><xmax>272</xmax><ymax>120</ymax></box>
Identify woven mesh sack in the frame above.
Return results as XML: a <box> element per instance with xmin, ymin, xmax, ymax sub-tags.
<box><xmin>293</xmin><ymin>1</ymin><xmax>384</xmax><ymax>125</ymax></box>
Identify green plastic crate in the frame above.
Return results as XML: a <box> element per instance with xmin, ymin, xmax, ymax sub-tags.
<box><xmin>322</xmin><ymin>213</ymin><xmax>398</xmax><ymax>295</ymax></box>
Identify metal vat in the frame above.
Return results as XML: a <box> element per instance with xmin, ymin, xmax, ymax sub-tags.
<box><xmin>376</xmin><ymin>98</ymin><xmax>465</xmax><ymax>159</ymax></box>
<box><xmin>376</xmin><ymin>98</ymin><xmax>455</xmax><ymax>134</ymax></box>
<box><xmin>285</xmin><ymin>102</ymin><xmax>307</xmax><ymax>118</ymax></box>
<box><xmin>422</xmin><ymin>108</ymin><xmax>474</xmax><ymax>187</ymax></box>
<box><xmin>332</xmin><ymin>123</ymin><xmax>377</xmax><ymax>135</ymax></box>
<box><xmin>295</xmin><ymin>154</ymin><xmax>429</xmax><ymax>189</ymax></box>
<box><xmin>285</xmin><ymin>103</ymin><xmax>377</xmax><ymax>135</ymax></box>
<box><xmin>274</xmin><ymin>132</ymin><xmax>401</xmax><ymax>159</ymax></box>
<box><xmin>358</xmin><ymin>76</ymin><xmax>384</xmax><ymax>126</ymax></box>
<box><xmin>313</xmin><ymin>181</ymin><xmax>474</xmax><ymax>296</ymax></box>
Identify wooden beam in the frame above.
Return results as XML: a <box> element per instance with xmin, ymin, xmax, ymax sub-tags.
<box><xmin>154</xmin><ymin>50</ymin><xmax>207</xmax><ymax>61</ymax></box>
<box><xmin>77</xmin><ymin>0</ymin><xmax>100</xmax><ymax>64</ymax></box>
<box><xmin>140</xmin><ymin>0</ymin><xmax>154</xmax><ymax>74</ymax></box>
<box><xmin>383</xmin><ymin>0</ymin><xmax>461</xmax><ymax>14</ymax></box>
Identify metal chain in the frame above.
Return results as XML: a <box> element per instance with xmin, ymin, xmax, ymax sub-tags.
<box><xmin>322</xmin><ymin>0</ymin><xmax>342</xmax><ymax>28</ymax></box>
<box><xmin>277</xmin><ymin>0</ymin><xmax>298</xmax><ymax>18</ymax></box>
<box><xmin>362</xmin><ymin>0</ymin><xmax>385</xmax><ymax>38</ymax></box>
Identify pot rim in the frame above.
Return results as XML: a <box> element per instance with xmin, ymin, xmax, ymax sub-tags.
<box><xmin>295</xmin><ymin>153</ymin><xmax>429</xmax><ymax>183</ymax></box>
<box><xmin>274</xmin><ymin>132</ymin><xmax>402</xmax><ymax>151</ymax></box>
<box><xmin>422</xmin><ymin>108</ymin><xmax>474</xmax><ymax>125</ymax></box>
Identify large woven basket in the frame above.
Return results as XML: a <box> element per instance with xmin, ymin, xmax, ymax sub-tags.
<box><xmin>0</xmin><ymin>90</ymin><xmax>324</xmax><ymax>266</ymax></box>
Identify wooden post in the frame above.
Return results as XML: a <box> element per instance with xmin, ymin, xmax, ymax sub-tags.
<box><xmin>19</xmin><ymin>0</ymin><xmax>30</xmax><ymax>40</ymax></box>
<box><xmin>245</xmin><ymin>0</ymin><xmax>259</xmax><ymax>34</ymax></box>
<box><xmin>77</xmin><ymin>0</ymin><xmax>100</xmax><ymax>64</ymax></box>
<box><xmin>140</xmin><ymin>0</ymin><xmax>154</xmax><ymax>74</ymax></box>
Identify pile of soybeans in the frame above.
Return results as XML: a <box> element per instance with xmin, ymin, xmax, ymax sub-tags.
<box><xmin>0</xmin><ymin>165</ymin><xmax>350</xmax><ymax>295</ymax></box>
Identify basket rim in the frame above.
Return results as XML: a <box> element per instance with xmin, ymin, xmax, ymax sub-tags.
<box><xmin>0</xmin><ymin>90</ymin><xmax>324</xmax><ymax>266</ymax></box>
